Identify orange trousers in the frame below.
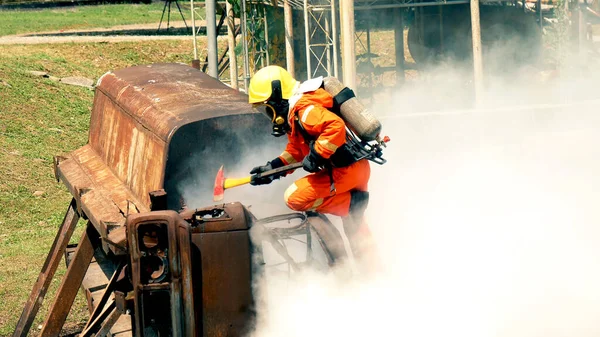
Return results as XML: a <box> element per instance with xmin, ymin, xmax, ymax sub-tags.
<box><xmin>283</xmin><ymin>159</ymin><xmax>370</xmax><ymax>217</ymax></box>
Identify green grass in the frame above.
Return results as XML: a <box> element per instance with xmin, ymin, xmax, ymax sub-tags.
<box><xmin>0</xmin><ymin>38</ymin><xmax>218</xmax><ymax>335</ymax></box>
<box><xmin>0</xmin><ymin>2</ymin><xmax>196</xmax><ymax>36</ymax></box>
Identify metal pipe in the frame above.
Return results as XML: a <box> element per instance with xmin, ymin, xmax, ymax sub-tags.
<box><xmin>340</xmin><ymin>0</ymin><xmax>356</xmax><ymax>89</ymax></box>
<box><xmin>537</xmin><ymin>0</ymin><xmax>542</xmax><ymax>29</ymax></box>
<box><xmin>470</xmin><ymin>0</ymin><xmax>484</xmax><ymax>105</ymax></box>
<box><xmin>190</xmin><ymin>0</ymin><xmax>199</xmax><ymax>69</ymax></box>
<box><xmin>325</xmin><ymin>14</ymin><xmax>332</xmax><ymax>75</ymax></box>
<box><xmin>264</xmin><ymin>7</ymin><xmax>270</xmax><ymax>66</ymax></box>
<box><xmin>394</xmin><ymin>7</ymin><xmax>405</xmax><ymax>86</ymax></box>
<box><xmin>352</xmin><ymin>0</ymin><xmax>506</xmax><ymax>10</ymax></box>
<box><xmin>304</xmin><ymin>0</ymin><xmax>312</xmax><ymax>78</ymax></box>
<box><xmin>206</xmin><ymin>0</ymin><xmax>218</xmax><ymax>78</ymax></box>
<box><xmin>331</xmin><ymin>0</ymin><xmax>339</xmax><ymax>78</ymax></box>
<box><xmin>284</xmin><ymin>0</ymin><xmax>296</xmax><ymax>77</ymax></box>
<box><xmin>226</xmin><ymin>0</ymin><xmax>238</xmax><ymax>88</ymax></box>
<box><xmin>241</xmin><ymin>0</ymin><xmax>251</xmax><ymax>90</ymax></box>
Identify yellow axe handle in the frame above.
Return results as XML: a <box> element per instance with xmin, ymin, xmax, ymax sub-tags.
<box><xmin>223</xmin><ymin>176</ymin><xmax>252</xmax><ymax>189</ymax></box>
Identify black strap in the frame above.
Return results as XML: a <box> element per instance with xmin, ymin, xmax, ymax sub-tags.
<box><xmin>332</xmin><ymin>87</ymin><xmax>356</xmax><ymax>114</ymax></box>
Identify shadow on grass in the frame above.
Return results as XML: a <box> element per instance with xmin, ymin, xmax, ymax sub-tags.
<box><xmin>19</xmin><ymin>26</ymin><xmax>228</xmax><ymax>37</ymax></box>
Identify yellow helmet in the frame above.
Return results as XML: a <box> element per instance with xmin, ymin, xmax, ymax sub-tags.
<box><xmin>248</xmin><ymin>66</ymin><xmax>298</xmax><ymax>104</ymax></box>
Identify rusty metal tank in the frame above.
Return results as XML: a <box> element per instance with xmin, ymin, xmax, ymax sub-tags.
<box><xmin>51</xmin><ymin>63</ymin><xmax>274</xmax><ymax>336</ymax></box>
<box><xmin>39</xmin><ymin>63</ymin><xmax>348</xmax><ymax>337</ymax></box>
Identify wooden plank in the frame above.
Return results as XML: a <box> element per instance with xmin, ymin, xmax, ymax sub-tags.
<box><xmin>12</xmin><ymin>200</ymin><xmax>80</xmax><ymax>337</ymax></box>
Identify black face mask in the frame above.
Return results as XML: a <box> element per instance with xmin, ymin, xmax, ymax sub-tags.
<box><xmin>265</xmin><ymin>99</ymin><xmax>290</xmax><ymax>137</ymax></box>
<box><xmin>266</xmin><ymin>80</ymin><xmax>290</xmax><ymax>137</ymax></box>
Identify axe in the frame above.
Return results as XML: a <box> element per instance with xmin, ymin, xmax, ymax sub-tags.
<box><xmin>213</xmin><ymin>162</ymin><xmax>303</xmax><ymax>201</ymax></box>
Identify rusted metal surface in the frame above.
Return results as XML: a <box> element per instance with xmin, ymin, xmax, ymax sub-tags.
<box><xmin>83</xmin><ymin>261</ymin><xmax>125</xmax><ymax>334</ymax></box>
<box><xmin>306</xmin><ymin>213</ymin><xmax>348</xmax><ymax>265</ymax></box>
<box><xmin>183</xmin><ymin>203</ymin><xmax>253</xmax><ymax>337</ymax></box>
<box><xmin>80</xmin><ymin>300</ymin><xmax>119</xmax><ymax>337</ymax></box>
<box><xmin>95</xmin><ymin>305</ymin><xmax>122</xmax><ymax>337</ymax></box>
<box><xmin>127</xmin><ymin>210</ymin><xmax>195</xmax><ymax>337</ymax></box>
<box><xmin>12</xmin><ymin>199</ymin><xmax>80</xmax><ymax>337</ymax></box>
<box><xmin>39</xmin><ymin>224</ymin><xmax>96</xmax><ymax>337</ymax></box>
<box><xmin>55</xmin><ymin>144</ymin><xmax>148</xmax><ymax>246</ymax></box>
<box><xmin>90</xmin><ymin>63</ymin><xmax>257</xmax><ymax>208</ymax></box>
<box><xmin>180</xmin><ymin>202</ymin><xmax>253</xmax><ymax>232</ymax></box>
<box><xmin>55</xmin><ymin>63</ymin><xmax>265</xmax><ymax>253</ymax></box>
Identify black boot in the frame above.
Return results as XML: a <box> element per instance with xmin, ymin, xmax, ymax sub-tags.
<box><xmin>342</xmin><ymin>190</ymin><xmax>369</xmax><ymax>258</ymax></box>
<box><xmin>348</xmin><ymin>190</ymin><xmax>369</xmax><ymax>222</ymax></box>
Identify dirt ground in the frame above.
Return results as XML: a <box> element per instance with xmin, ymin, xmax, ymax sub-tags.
<box><xmin>0</xmin><ymin>20</ymin><xmax>193</xmax><ymax>44</ymax></box>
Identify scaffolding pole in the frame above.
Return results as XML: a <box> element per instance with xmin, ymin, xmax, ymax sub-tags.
<box><xmin>470</xmin><ymin>0</ymin><xmax>484</xmax><ymax>105</ymax></box>
<box><xmin>190</xmin><ymin>0</ymin><xmax>200</xmax><ymax>69</ymax></box>
<box><xmin>226</xmin><ymin>0</ymin><xmax>238</xmax><ymax>88</ymax></box>
<box><xmin>284</xmin><ymin>0</ymin><xmax>296</xmax><ymax>76</ymax></box>
<box><xmin>241</xmin><ymin>0</ymin><xmax>251</xmax><ymax>90</ymax></box>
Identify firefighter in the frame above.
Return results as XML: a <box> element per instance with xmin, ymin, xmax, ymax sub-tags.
<box><xmin>247</xmin><ymin>65</ymin><xmax>378</xmax><ymax>269</ymax></box>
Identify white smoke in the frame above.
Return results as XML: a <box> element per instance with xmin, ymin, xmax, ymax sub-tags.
<box><xmin>248</xmin><ymin>55</ymin><xmax>600</xmax><ymax>337</ymax></box>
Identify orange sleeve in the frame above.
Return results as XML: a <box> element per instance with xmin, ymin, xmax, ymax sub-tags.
<box><xmin>278</xmin><ymin>134</ymin><xmax>304</xmax><ymax>165</ymax></box>
<box><xmin>297</xmin><ymin>104</ymin><xmax>346</xmax><ymax>159</ymax></box>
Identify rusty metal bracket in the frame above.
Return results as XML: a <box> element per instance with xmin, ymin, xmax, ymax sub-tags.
<box><xmin>12</xmin><ymin>199</ymin><xmax>80</xmax><ymax>337</ymax></box>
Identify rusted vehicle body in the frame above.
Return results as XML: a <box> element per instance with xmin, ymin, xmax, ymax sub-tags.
<box><xmin>13</xmin><ymin>63</ymin><xmax>347</xmax><ymax>337</ymax></box>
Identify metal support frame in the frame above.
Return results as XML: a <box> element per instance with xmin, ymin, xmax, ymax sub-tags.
<box><xmin>12</xmin><ymin>199</ymin><xmax>81</xmax><ymax>337</ymax></box>
<box><xmin>226</xmin><ymin>0</ymin><xmax>239</xmax><ymax>88</ymax></box>
<box><xmin>191</xmin><ymin>0</ymin><xmax>206</xmax><ymax>69</ymax></box>
<box><xmin>39</xmin><ymin>224</ymin><xmax>97</xmax><ymax>336</ymax></box>
<box><xmin>245</xmin><ymin>2</ymin><xmax>271</xmax><ymax>73</ymax></box>
<box><xmin>304</xmin><ymin>0</ymin><xmax>339</xmax><ymax>79</ymax></box>
<box><xmin>158</xmin><ymin>0</ymin><xmax>189</xmax><ymax>31</ymax></box>
<box><xmin>80</xmin><ymin>261</ymin><xmax>125</xmax><ymax>336</ymax></box>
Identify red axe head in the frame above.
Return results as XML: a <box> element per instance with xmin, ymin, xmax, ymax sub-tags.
<box><xmin>213</xmin><ymin>165</ymin><xmax>225</xmax><ymax>202</ymax></box>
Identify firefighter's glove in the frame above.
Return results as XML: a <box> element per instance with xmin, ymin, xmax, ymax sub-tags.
<box><xmin>250</xmin><ymin>158</ymin><xmax>285</xmax><ymax>185</ymax></box>
<box><xmin>303</xmin><ymin>143</ymin><xmax>327</xmax><ymax>173</ymax></box>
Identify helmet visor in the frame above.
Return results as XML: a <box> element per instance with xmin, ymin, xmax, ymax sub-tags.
<box><xmin>252</xmin><ymin>103</ymin><xmax>277</xmax><ymax>123</ymax></box>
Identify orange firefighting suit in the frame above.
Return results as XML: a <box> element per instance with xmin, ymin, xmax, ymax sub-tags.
<box><xmin>278</xmin><ymin>87</ymin><xmax>371</xmax><ymax>217</ymax></box>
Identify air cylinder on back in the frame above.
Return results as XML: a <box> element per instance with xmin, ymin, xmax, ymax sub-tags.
<box><xmin>323</xmin><ymin>77</ymin><xmax>382</xmax><ymax>141</ymax></box>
